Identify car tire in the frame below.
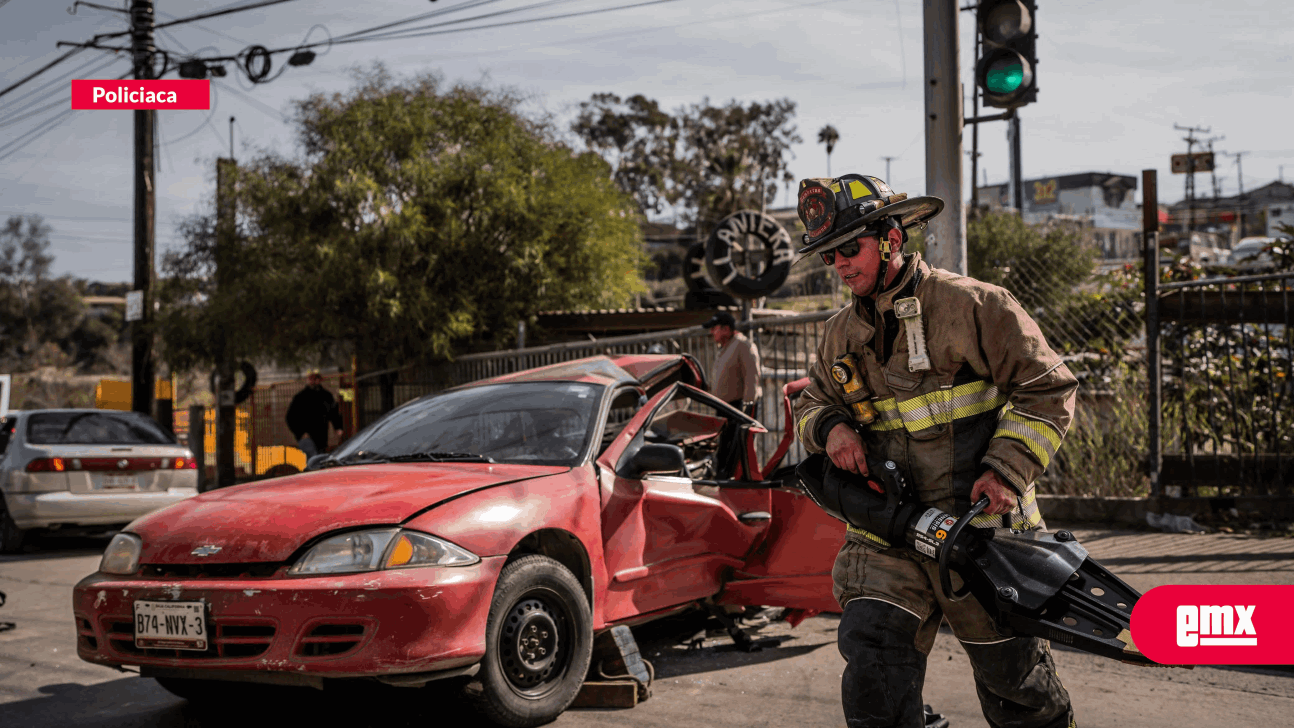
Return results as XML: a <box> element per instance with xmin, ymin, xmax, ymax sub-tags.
<box><xmin>0</xmin><ymin>499</ymin><xmax>25</xmax><ymax>554</ymax></box>
<box><xmin>470</xmin><ymin>554</ymin><xmax>592</xmax><ymax>728</ymax></box>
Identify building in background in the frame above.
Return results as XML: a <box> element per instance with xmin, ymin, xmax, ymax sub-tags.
<box><xmin>977</xmin><ymin>172</ymin><xmax>1141</xmax><ymax>261</ymax></box>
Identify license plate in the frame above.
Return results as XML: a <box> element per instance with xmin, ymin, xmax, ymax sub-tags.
<box><xmin>101</xmin><ymin>473</ymin><xmax>138</xmax><ymax>490</ymax></box>
<box><xmin>134</xmin><ymin>600</ymin><xmax>208</xmax><ymax>650</ymax></box>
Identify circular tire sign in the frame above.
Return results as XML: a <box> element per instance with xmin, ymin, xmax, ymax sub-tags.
<box><xmin>704</xmin><ymin>210</ymin><xmax>793</xmax><ymax>300</ymax></box>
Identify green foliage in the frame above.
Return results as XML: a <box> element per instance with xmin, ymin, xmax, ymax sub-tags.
<box><xmin>967</xmin><ymin>211</ymin><xmax>1096</xmax><ymax>318</ymax></box>
<box><xmin>159</xmin><ymin>69</ymin><xmax>646</xmax><ymax>371</ymax></box>
<box><xmin>572</xmin><ymin>94</ymin><xmax>801</xmax><ymax>230</ymax></box>
<box><xmin>1048</xmin><ymin>360</ymin><xmax>1150</xmax><ymax>497</ymax></box>
<box><xmin>0</xmin><ymin>215</ymin><xmax>121</xmax><ymax>371</ymax></box>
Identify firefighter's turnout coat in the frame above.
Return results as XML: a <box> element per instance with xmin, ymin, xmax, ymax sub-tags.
<box><xmin>794</xmin><ymin>253</ymin><xmax>1078</xmax><ymax>546</ymax></box>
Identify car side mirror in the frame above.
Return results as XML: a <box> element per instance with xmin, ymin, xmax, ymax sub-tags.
<box><xmin>628</xmin><ymin>443</ymin><xmax>686</xmax><ymax>479</ymax></box>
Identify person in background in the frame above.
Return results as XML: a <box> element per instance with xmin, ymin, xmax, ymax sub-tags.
<box><xmin>286</xmin><ymin>370</ymin><xmax>343</xmax><ymax>459</ymax></box>
<box><xmin>703</xmin><ymin>311</ymin><xmax>762</xmax><ymax>418</ymax></box>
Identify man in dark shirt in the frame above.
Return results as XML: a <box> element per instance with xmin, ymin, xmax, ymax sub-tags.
<box><xmin>285</xmin><ymin>370</ymin><xmax>343</xmax><ymax>459</ymax></box>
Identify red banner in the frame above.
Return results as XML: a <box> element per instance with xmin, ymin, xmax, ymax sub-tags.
<box><xmin>71</xmin><ymin>80</ymin><xmax>210</xmax><ymax>110</ymax></box>
<box><xmin>1130</xmin><ymin>585</ymin><xmax>1294</xmax><ymax>665</ymax></box>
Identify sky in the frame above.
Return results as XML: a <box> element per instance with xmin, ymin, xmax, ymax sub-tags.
<box><xmin>1</xmin><ymin>0</ymin><xmax>1292</xmax><ymax>283</ymax></box>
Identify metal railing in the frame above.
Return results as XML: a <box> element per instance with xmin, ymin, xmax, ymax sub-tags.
<box><xmin>1153</xmin><ymin>271</ymin><xmax>1294</xmax><ymax>496</ymax></box>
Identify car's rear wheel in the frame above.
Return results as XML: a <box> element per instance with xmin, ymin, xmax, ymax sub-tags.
<box><xmin>471</xmin><ymin>554</ymin><xmax>592</xmax><ymax>728</ymax></box>
<box><xmin>0</xmin><ymin>500</ymin><xmax>25</xmax><ymax>554</ymax></box>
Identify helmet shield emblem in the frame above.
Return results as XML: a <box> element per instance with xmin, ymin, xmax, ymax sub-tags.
<box><xmin>797</xmin><ymin>180</ymin><xmax>836</xmax><ymax>240</ymax></box>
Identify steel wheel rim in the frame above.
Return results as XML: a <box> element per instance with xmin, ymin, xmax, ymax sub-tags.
<box><xmin>498</xmin><ymin>590</ymin><xmax>570</xmax><ymax>698</ymax></box>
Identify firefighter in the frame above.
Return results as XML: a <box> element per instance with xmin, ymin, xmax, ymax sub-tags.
<box><xmin>792</xmin><ymin>174</ymin><xmax>1079</xmax><ymax>728</ymax></box>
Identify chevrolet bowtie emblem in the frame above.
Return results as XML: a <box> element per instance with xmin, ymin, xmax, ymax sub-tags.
<box><xmin>191</xmin><ymin>545</ymin><xmax>222</xmax><ymax>557</ymax></box>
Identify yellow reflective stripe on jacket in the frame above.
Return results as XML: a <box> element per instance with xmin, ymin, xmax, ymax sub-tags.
<box><xmin>846</xmin><ymin>524</ymin><xmax>892</xmax><ymax>547</ymax></box>
<box><xmin>994</xmin><ymin>410</ymin><xmax>1062</xmax><ymax>469</ymax></box>
<box><xmin>869</xmin><ymin>397</ymin><xmax>904</xmax><ymax>431</ymax></box>
<box><xmin>866</xmin><ymin>380</ymin><xmax>1005</xmax><ymax>435</ymax></box>
<box><xmin>797</xmin><ymin>407</ymin><xmax>821</xmax><ymax>441</ymax></box>
<box><xmin>967</xmin><ymin>489</ymin><xmax>1042</xmax><ymax>530</ymax></box>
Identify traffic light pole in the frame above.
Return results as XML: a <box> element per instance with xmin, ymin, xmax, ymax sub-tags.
<box><xmin>130</xmin><ymin>0</ymin><xmax>156</xmax><ymax>417</ymax></box>
<box><xmin>1010</xmin><ymin>114</ymin><xmax>1023</xmax><ymax>211</ymax></box>
<box><xmin>923</xmin><ymin>0</ymin><xmax>966</xmax><ymax>275</ymax></box>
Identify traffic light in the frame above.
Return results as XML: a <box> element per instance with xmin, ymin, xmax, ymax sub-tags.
<box><xmin>976</xmin><ymin>0</ymin><xmax>1037</xmax><ymax>109</ymax></box>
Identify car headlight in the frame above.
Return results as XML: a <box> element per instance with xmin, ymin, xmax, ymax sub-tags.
<box><xmin>101</xmin><ymin>533</ymin><xmax>142</xmax><ymax>575</ymax></box>
<box><xmin>288</xmin><ymin>528</ymin><xmax>478</xmax><ymax>575</ymax></box>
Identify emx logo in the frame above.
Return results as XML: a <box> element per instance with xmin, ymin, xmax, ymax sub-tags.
<box><xmin>1177</xmin><ymin>605</ymin><xmax>1256</xmax><ymax>646</ymax></box>
<box><xmin>1131</xmin><ymin>585</ymin><xmax>1292</xmax><ymax>664</ymax></box>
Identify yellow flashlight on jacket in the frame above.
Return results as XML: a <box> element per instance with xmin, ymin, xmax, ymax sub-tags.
<box><xmin>830</xmin><ymin>353</ymin><xmax>878</xmax><ymax>425</ymax></box>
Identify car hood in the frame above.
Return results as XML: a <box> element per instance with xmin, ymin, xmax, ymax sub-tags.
<box><xmin>131</xmin><ymin>463</ymin><xmax>567</xmax><ymax>564</ymax></box>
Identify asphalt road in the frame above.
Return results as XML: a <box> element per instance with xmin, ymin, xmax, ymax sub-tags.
<box><xmin>2</xmin><ymin>526</ymin><xmax>1292</xmax><ymax>728</ymax></box>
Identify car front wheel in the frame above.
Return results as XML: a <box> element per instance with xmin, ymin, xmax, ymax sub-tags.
<box><xmin>471</xmin><ymin>554</ymin><xmax>592</xmax><ymax>728</ymax></box>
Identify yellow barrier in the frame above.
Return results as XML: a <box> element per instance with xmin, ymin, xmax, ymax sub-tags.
<box><xmin>174</xmin><ymin>406</ymin><xmax>307</xmax><ymax>477</ymax></box>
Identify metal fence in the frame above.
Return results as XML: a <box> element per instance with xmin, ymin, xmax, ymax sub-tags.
<box><xmin>356</xmin><ymin>311</ymin><xmax>837</xmax><ymax>468</ymax></box>
<box><xmin>349</xmin><ymin>249</ymin><xmax>1292</xmax><ymax>499</ymax></box>
<box><xmin>1154</xmin><ymin>272</ymin><xmax>1294</xmax><ymax>496</ymax></box>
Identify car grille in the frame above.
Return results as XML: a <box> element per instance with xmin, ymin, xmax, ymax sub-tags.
<box><xmin>295</xmin><ymin>621</ymin><xmax>372</xmax><ymax>659</ymax></box>
<box><xmin>139</xmin><ymin>563</ymin><xmax>282</xmax><ymax>578</ymax></box>
<box><xmin>104</xmin><ymin>617</ymin><xmax>277</xmax><ymax>660</ymax></box>
<box><xmin>77</xmin><ymin>617</ymin><xmax>97</xmax><ymax>651</ymax></box>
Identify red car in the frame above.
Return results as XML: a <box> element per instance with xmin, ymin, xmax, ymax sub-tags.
<box><xmin>73</xmin><ymin>354</ymin><xmax>842</xmax><ymax>726</ymax></box>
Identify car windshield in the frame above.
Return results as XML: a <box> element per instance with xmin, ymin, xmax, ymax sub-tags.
<box><xmin>330</xmin><ymin>382</ymin><xmax>602</xmax><ymax>467</ymax></box>
<box><xmin>27</xmin><ymin>411</ymin><xmax>176</xmax><ymax>445</ymax></box>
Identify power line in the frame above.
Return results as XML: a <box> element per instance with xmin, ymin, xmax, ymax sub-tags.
<box><xmin>404</xmin><ymin>0</ymin><xmax>846</xmax><ymax>65</ymax></box>
<box><xmin>0</xmin><ymin>48</ymin><xmax>84</xmax><ymax>100</ymax></box>
<box><xmin>319</xmin><ymin>0</ymin><xmax>688</xmax><ymax>48</ymax></box>
<box><xmin>336</xmin><ymin>0</ymin><xmax>589</xmax><ymax>44</ymax></box>
<box><xmin>0</xmin><ymin>110</ymin><xmax>77</xmax><ymax>164</ymax></box>
<box><xmin>0</xmin><ymin>70</ymin><xmax>132</xmax><ymax>164</ymax></box>
<box><xmin>211</xmin><ymin>79</ymin><xmax>286</xmax><ymax>122</ymax></box>
<box><xmin>2</xmin><ymin>51</ymin><xmax>120</xmax><ymax>112</ymax></box>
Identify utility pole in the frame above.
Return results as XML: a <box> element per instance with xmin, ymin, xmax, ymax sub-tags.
<box><xmin>1174</xmin><ymin>123</ymin><xmax>1210</xmax><ymax>234</ymax></box>
<box><xmin>1206</xmin><ymin>135</ymin><xmax>1224</xmax><ymax>200</ymax></box>
<box><xmin>969</xmin><ymin>23</ymin><xmax>980</xmax><ymax>212</ymax></box>
<box><xmin>880</xmin><ymin>156</ymin><xmax>897</xmax><ymax>183</ymax></box>
<box><xmin>1008</xmin><ymin>114</ymin><xmax>1023</xmax><ymax>212</ymax></box>
<box><xmin>215</xmin><ymin>157</ymin><xmax>237</xmax><ymax>488</ymax></box>
<box><xmin>1231</xmin><ymin>151</ymin><xmax>1246</xmax><ymax>198</ymax></box>
<box><xmin>130</xmin><ymin>0</ymin><xmax>156</xmax><ymax>417</ymax></box>
<box><xmin>923</xmin><ymin>0</ymin><xmax>965</xmax><ymax>274</ymax></box>
<box><xmin>229</xmin><ymin>115</ymin><xmax>235</xmax><ymax>159</ymax></box>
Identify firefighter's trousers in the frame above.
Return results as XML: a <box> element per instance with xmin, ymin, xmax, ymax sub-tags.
<box><xmin>833</xmin><ymin>537</ymin><xmax>1076</xmax><ymax>728</ymax></box>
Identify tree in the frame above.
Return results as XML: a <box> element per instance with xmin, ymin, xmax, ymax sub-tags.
<box><xmin>817</xmin><ymin>124</ymin><xmax>839</xmax><ymax>177</ymax></box>
<box><xmin>572</xmin><ymin>94</ymin><xmax>801</xmax><ymax>231</ymax></box>
<box><xmin>0</xmin><ymin>215</ymin><xmax>101</xmax><ymax>369</ymax></box>
<box><xmin>967</xmin><ymin>211</ymin><xmax>1096</xmax><ymax>335</ymax></box>
<box><xmin>158</xmin><ymin>69</ymin><xmax>646</xmax><ymax>373</ymax></box>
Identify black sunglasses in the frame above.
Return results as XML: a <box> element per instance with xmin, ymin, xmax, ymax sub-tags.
<box><xmin>820</xmin><ymin>234</ymin><xmax>875</xmax><ymax>265</ymax></box>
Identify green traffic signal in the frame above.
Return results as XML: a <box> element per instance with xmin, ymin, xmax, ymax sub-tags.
<box><xmin>985</xmin><ymin>57</ymin><xmax>1024</xmax><ymax>94</ymax></box>
<box><xmin>976</xmin><ymin>0</ymin><xmax>1037</xmax><ymax>109</ymax></box>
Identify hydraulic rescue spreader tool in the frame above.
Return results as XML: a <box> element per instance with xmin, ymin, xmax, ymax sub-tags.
<box><xmin>796</xmin><ymin>453</ymin><xmax>1160</xmax><ymax>667</ymax></box>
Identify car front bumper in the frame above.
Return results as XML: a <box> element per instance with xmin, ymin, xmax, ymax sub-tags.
<box><xmin>73</xmin><ymin>555</ymin><xmax>505</xmax><ymax>677</ymax></box>
<box><xmin>6</xmin><ymin>488</ymin><xmax>198</xmax><ymax>530</ymax></box>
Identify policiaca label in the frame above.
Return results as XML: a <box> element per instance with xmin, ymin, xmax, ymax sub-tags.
<box><xmin>912</xmin><ymin>507</ymin><xmax>958</xmax><ymax>559</ymax></box>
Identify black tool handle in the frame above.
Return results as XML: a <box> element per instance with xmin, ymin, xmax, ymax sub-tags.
<box><xmin>938</xmin><ymin>497</ymin><xmax>989</xmax><ymax>602</ymax></box>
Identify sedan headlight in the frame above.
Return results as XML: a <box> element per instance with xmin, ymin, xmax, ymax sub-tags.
<box><xmin>101</xmin><ymin>533</ymin><xmax>143</xmax><ymax>575</ymax></box>
<box><xmin>288</xmin><ymin>528</ymin><xmax>478</xmax><ymax>576</ymax></box>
